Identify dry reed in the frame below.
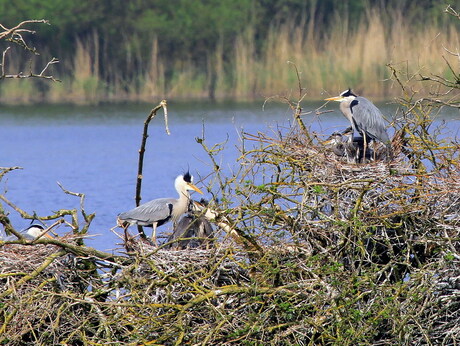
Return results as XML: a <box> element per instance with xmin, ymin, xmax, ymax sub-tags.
<box><xmin>2</xmin><ymin>9</ymin><xmax>458</xmax><ymax>103</ymax></box>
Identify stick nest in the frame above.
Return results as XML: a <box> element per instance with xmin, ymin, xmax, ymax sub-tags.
<box><xmin>1</xmin><ymin>121</ymin><xmax>459</xmax><ymax>344</ymax></box>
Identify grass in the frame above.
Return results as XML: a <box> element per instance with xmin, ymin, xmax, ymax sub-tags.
<box><xmin>0</xmin><ymin>10</ymin><xmax>458</xmax><ymax>104</ymax></box>
<box><xmin>247</xmin><ymin>11</ymin><xmax>458</xmax><ymax>100</ymax></box>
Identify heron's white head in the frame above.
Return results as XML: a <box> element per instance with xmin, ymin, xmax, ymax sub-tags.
<box><xmin>324</xmin><ymin>88</ymin><xmax>357</xmax><ymax>103</ymax></box>
<box><xmin>175</xmin><ymin>172</ymin><xmax>203</xmax><ymax>195</ymax></box>
<box><xmin>24</xmin><ymin>224</ymin><xmax>53</xmax><ymax>239</ymax></box>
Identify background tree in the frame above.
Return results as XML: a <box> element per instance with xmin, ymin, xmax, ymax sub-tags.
<box><xmin>0</xmin><ymin>0</ymin><xmax>456</xmax><ymax>102</ymax></box>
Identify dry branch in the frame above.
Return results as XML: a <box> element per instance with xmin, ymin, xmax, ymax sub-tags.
<box><xmin>135</xmin><ymin>99</ymin><xmax>169</xmax><ymax>207</ymax></box>
<box><xmin>0</xmin><ymin>19</ymin><xmax>60</xmax><ymax>82</ymax></box>
<box><xmin>132</xmin><ymin>100</ymin><xmax>170</xmax><ymax>237</ymax></box>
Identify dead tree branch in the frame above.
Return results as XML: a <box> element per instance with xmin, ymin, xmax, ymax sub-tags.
<box><xmin>134</xmin><ymin>100</ymin><xmax>169</xmax><ymax>236</ymax></box>
<box><xmin>0</xmin><ymin>19</ymin><xmax>60</xmax><ymax>81</ymax></box>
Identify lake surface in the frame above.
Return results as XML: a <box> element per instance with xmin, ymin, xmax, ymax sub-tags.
<box><xmin>1</xmin><ymin>100</ymin><xmax>459</xmax><ymax>252</ymax></box>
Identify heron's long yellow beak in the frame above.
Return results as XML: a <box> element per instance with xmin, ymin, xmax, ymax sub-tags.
<box><xmin>188</xmin><ymin>183</ymin><xmax>204</xmax><ymax>194</ymax></box>
<box><xmin>324</xmin><ymin>96</ymin><xmax>342</xmax><ymax>101</ymax></box>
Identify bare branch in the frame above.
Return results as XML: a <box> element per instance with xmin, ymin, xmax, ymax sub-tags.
<box><xmin>0</xmin><ymin>19</ymin><xmax>49</xmax><ymax>41</ymax></box>
<box><xmin>445</xmin><ymin>5</ymin><xmax>460</xmax><ymax>19</ymax></box>
<box><xmin>0</xmin><ymin>19</ymin><xmax>60</xmax><ymax>82</ymax></box>
<box><xmin>57</xmin><ymin>182</ymin><xmax>95</xmax><ymax>242</ymax></box>
<box><xmin>135</xmin><ymin>100</ymin><xmax>170</xmax><ymax>207</ymax></box>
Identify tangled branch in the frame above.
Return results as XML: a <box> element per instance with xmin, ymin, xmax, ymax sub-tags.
<box><xmin>0</xmin><ymin>19</ymin><xmax>60</xmax><ymax>81</ymax></box>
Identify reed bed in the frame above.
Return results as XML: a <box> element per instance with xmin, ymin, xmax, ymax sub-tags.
<box><xmin>1</xmin><ymin>9</ymin><xmax>458</xmax><ymax>103</ymax></box>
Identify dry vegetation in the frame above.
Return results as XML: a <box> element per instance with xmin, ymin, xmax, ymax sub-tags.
<box><xmin>1</xmin><ymin>71</ymin><xmax>460</xmax><ymax>344</ymax></box>
<box><xmin>1</xmin><ymin>10</ymin><xmax>460</xmax><ymax>345</ymax></box>
<box><xmin>57</xmin><ymin>12</ymin><xmax>460</xmax><ymax>101</ymax></box>
<box><xmin>0</xmin><ymin>7</ymin><xmax>458</xmax><ymax>103</ymax></box>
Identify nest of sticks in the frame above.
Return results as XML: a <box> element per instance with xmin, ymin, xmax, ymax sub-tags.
<box><xmin>0</xmin><ymin>123</ymin><xmax>459</xmax><ymax>345</ymax></box>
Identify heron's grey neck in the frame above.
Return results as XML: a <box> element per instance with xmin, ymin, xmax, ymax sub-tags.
<box><xmin>173</xmin><ymin>190</ymin><xmax>190</xmax><ymax>221</ymax></box>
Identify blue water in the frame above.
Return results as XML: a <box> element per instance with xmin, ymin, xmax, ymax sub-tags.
<box><xmin>1</xmin><ymin>101</ymin><xmax>459</xmax><ymax>252</ymax></box>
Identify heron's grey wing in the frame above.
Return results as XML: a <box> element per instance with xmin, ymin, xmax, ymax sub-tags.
<box><xmin>352</xmin><ymin>97</ymin><xmax>390</xmax><ymax>143</ymax></box>
<box><xmin>118</xmin><ymin>198</ymin><xmax>175</xmax><ymax>226</ymax></box>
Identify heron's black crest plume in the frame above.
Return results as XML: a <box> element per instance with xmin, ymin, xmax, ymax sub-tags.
<box><xmin>25</xmin><ymin>224</ymin><xmax>45</xmax><ymax>231</ymax></box>
<box><xmin>341</xmin><ymin>89</ymin><xmax>357</xmax><ymax>97</ymax></box>
<box><xmin>183</xmin><ymin>171</ymin><xmax>192</xmax><ymax>183</ymax></box>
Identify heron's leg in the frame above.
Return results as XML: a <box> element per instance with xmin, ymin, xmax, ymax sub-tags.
<box><xmin>137</xmin><ymin>225</ymin><xmax>147</xmax><ymax>239</ymax></box>
<box><xmin>151</xmin><ymin>223</ymin><xmax>158</xmax><ymax>246</ymax></box>
<box><xmin>373</xmin><ymin>141</ymin><xmax>377</xmax><ymax>161</ymax></box>
<box><xmin>362</xmin><ymin>132</ymin><xmax>368</xmax><ymax>164</ymax></box>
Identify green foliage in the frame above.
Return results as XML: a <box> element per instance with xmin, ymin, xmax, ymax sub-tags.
<box><xmin>0</xmin><ymin>0</ymin><xmax>456</xmax><ymax>102</ymax></box>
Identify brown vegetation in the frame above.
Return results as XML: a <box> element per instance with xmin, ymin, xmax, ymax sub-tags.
<box><xmin>1</xmin><ymin>10</ymin><xmax>460</xmax><ymax>344</ymax></box>
<box><xmin>1</xmin><ymin>67</ymin><xmax>460</xmax><ymax>342</ymax></box>
<box><xmin>0</xmin><ymin>8</ymin><xmax>459</xmax><ymax>103</ymax></box>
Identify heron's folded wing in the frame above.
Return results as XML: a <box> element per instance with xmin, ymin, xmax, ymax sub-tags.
<box><xmin>119</xmin><ymin>198</ymin><xmax>174</xmax><ymax>226</ymax></box>
<box><xmin>353</xmin><ymin>97</ymin><xmax>390</xmax><ymax>143</ymax></box>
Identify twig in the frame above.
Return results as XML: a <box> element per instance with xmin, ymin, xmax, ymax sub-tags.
<box><xmin>287</xmin><ymin>61</ymin><xmax>309</xmax><ymax>135</ymax></box>
<box><xmin>445</xmin><ymin>5</ymin><xmax>460</xmax><ymax>20</ymax></box>
<box><xmin>0</xmin><ymin>166</ymin><xmax>22</xmax><ymax>180</ymax></box>
<box><xmin>57</xmin><ymin>182</ymin><xmax>95</xmax><ymax>243</ymax></box>
<box><xmin>0</xmin><ymin>19</ymin><xmax>48</xmax><ymax>40</ymax></box>
<box><xmin>135</xmin><ymin>100</ymin><xmax>170</xmax><ymax>207</ymax></box>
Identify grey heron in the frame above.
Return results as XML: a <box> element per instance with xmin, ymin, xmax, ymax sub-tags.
<box><xmin>0</xmin><ymin>224</ymin><xmax>53</xmax><ymax>241</ymax></box>
<box><xmin>325</xmin><ymin>89</ymin><xmax>392</xmax><ymax>161</ymax></box>
<box><xmin>117</xmin><ymin>172</ymin><xmax>203</xmax><ymax>244</ymax></box>
<box><xmin>165</xmin><ymin>199</ymin><xmax>214</xmax><ymax>250</ymax></box>
<box><xmin>324</xmin><ymin>127</ymin><xmax>372</xmax><ymax>163</ymax></box>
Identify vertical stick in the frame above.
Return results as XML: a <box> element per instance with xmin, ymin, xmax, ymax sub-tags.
<box><xmin>135</xmin><ymin>100</ymin><xmax>169</xmax><ymax>236</ymax></box>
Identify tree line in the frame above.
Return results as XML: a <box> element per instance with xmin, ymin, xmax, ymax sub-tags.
<box><xmin>0</xmin><ymin>0</ymin><xmax>454</xmax><ymax>102</ymax></box>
